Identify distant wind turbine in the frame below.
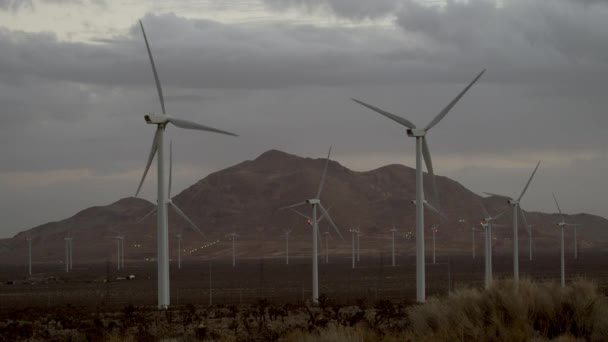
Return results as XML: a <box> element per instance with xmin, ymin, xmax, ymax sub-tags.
<box><xmin>282</xmin><ymin>147</ymin><xmax>343</xmax><ymax>303</ymax></box>
<box><xmin>485</xmin><ymin>160</ymin><xmax>541</xmax><ymax>287</ymax></box>
<box><xmin>552</xmin><ymin>193</ymin><xmax>579</xmax><ymax>288</ymax></box>
<box><xmin>227</xmin><ymin>233</ymin><xmax>239</xmax><ymax>268</ymax></box>
<box><xmin>479</xmin><ymin>201</ymin><xmax>505</xmax><ymax>289</ymax></box>
<box><xmin>519</xmin><ymin>209</ymin><xmax>535</xmax><ymax>261</ymax></box>
<box><xmin>134</xmin><ymin>19</ymin><xmax>237</xmax><ymax>309</ymax></box>
<box><xmin>349</xmin><ymin>228</ymin><xmax>358</xmax><ymax>269</ymax></box>
<box><xmin>431</xmin><ymin>225</ymin><xmax>438</xmax><ymax>265</ymax></box>
<box><xmin>351</xmin><ymin>69</ymin><xmax>485</xmax><ymax>302</ymax></box>
<box><xmin>390</xmin><ymin>226</ymin><xmax>397</xmax><ymax>267</ymax></box>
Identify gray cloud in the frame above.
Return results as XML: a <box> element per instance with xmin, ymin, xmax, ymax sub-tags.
<box><xmin>263</xmin><ymin>0</ymin><xmax>401</xmax><ymax>19</ymax></box>
<box><xmin>1</xmin><ymin>3</ymin><xmax>607</xmax><ymax>237</ymax></box>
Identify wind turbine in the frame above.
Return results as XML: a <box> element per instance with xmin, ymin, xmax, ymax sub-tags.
<box><xmin>552</xmin><ymin>193</ymin><xmax>578</xmax><ymax>288</ymax></box>
<box><xmin>390</xmin><ymin>226</ymin><xmax>397</xmax><ymax>267</ymax></box>
<box><xmin>479</xmin><ymin>201</ymin><xmax>505</xmax><ymax>288</ymax></box>
<box><xmin>281</xmin><ymin>147</ymin><xmax>343</xmax><ymax>303</ymax></box>
<box><xmin>283</xmin><ymin>229</ymin><xmax>291</xmax><ymax>265</ymax></box>
<box><xmin>227</xmin><ymin>233</ymin><xmax>239</xmax><ymax>268</ymax></box>
<box><xmin>349</xmin><ymin>228</ymin><xmax>358</xmax><ymax>269</ymax></box>
<box><xmin>133</xmin><ymin>16</ymin><xmax>234</xmax><ymax>309</ymax></box>
<box><xmin>64</xmin><ymin>236</ymin><xmax>73</xmax><ymax>273</ymax></box>
<box><xmin>485</xmin><ymin>160</ymin><xmax>541</xmax><ymax>287</ymax></box>
<box><xmin>352</xmin><ymin>70</ymin><xmax>485</xmax><ymax>302</ymax></box>
<box><xmin>519</xmin><ymin>209</ymin><xmax>535</xmax><ymax>261</ymax></box>
<box><xmin>431</xmin><ymin>225</ymin><xmax>438</xmax><ymax>265</ymax></box>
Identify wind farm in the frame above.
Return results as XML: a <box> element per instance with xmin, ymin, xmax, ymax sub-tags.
<box><xmin>2</xmin><ymin>3</ymin><xmax>608</xmax><ymax>341</ymax></box>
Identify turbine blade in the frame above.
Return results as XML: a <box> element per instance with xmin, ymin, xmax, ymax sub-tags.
<box><xmin>139</xmin><ymin>20</ymin><xmax>166</xmax><ymax>114</ymax></box>
<box><xmin>493</xmin><ymin>210</ymin><xmax>506</xmax><ymax>221</ymax></box>
<box><xmin>483</xmin><ymin>192</ymin><xmax>511</xmax><ymax>199</ymax></box>
<box><xmin>422</xmin><ymin>137</ymin><xmax>439</xmax><ymax>207</ymax></box>
<box><xmin>517</xmin><ymin>160</ymin><xmax>541</xmax><ymax>201</ymax></box>
<box><xmin>317</xmin><ymin>205</ymin><xmax>333</xmax><ymax>223</ymax></box>
<box><xmin>137</xmin><ymin>207</ymin><xmax>157</xmax><ymax>223</ymax></box>
<box><xmin>135</xmin><ymin>129</ymin><xmax>160</xmax><ymax>197</ymax></box>
<box><xmin>518</xmin><ymin>206</ymin><xmax>531</xmax><ymax>235</ymax></box>
<box><xmin>552</xmin><ymin>192</ymin><xmax>566</xmax><ymax>223</ymax></box>
<box><xmin>424</xmin><ymin>201</ymin><xmax>447</xmax><ymax>221</ymax></box>
<box><xmin>316</xmin><ymin>146</ymin><xmax>332</xmax><ymax>198</ymax></box>
<box><xmin>280</xmin><ymin>201</ymin><xmax>308</xmax><ymax>210</ymax></box>
<box><xmin>424</xmin><ymin>69</ymin><xmax>486</xmax><ymax>131</ymax></box>
<box><xmin>169</xmin><ymin>201</ymin><xmax>205</xmax><ymax>239</ymax></box>
<box><xmin>168</xmin><ymin>117</ymin><xmax>238</xmax><ymax>137</ymax></box>
<box><xmin>290</xmin><ymin>208</ymin><xmax>311</xmax><ymax>221</ymax></box>
<box><xmin>479</xmin><ymin>200</ymin><xmax>490</xmax><ymax>218</ymax></box>
<box><xmin>319</xmin><ymin>204</ymin><xmax>343</xmax><ymax>240</ymax></box>
<box><xmin>168</xmin><ymin>140</ymin><xmax>173</xmax><ymax>198</ymax></box>
<box><xmin>350</xmin><ymin>98</ymin><xmax>417</xmax><ymax>129</ymax></box>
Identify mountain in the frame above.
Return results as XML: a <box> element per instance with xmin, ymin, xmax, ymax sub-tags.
<box><xmin>2</xmin><ymin>149</ymin><xmax>608</xmax><ymax>264</ymax></box>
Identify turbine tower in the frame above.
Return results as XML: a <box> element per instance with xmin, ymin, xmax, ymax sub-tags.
<box><xmin>390</xmin><ymin>227</ymin><xmax>397</xmax><ymax>267</ymax></box>
<box><xmin>519</xmin><ymin>209</ymin><xmax>535</xmax><ymax>261</ymax></box>
<box><xmin>134</xmin><ymin>20</ymin><xmax>237</xmax><ymax>309</ymax></box>
<box><xmin>431</xmin><ymin>225</ymin><xmax>438</xmax><ymax>265</ymax></box>
<box><xmin>349</xmin><ymin>228</ymin><xmax>358</xmax><ymax>269</ymax></box>
<box><xmin>227</xmin><ymin>233</ymin><xmax>239</xmax><ymax>268</ymax></box>
<box><xmin>351</xmin><ymin>70</ymin><xmax>485</xmax><ymax>302</ymax></box>
<box><xmin>115</xmin><ymin>236</ymin><xmax>122</xmax><ymax>270</ymax></box>
<box><xmin>485</xmin><ymin>160</ymin><xmax>541</xmax><ymax>287</ymax></box>
<box><xmin>552</xmin><ymin>193</ymin><xmax>578</xmax><ymax>288</ymax></box>
<box><xmin>282</xmin><ymin>147</ymin><xmax>343</xmax><ymax>303</ymax></box>
<box><xmin>64</xmin><ymin>237</ymin><xmax>73</xmax><ymax>273</ymax></box>
<box><xmin>479</xmin><ymin>202</ymin><xmax>505</xmax><ymax>289</ymax></box>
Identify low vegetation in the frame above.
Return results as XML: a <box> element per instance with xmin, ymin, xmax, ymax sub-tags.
<box><xmin>0</xmin><ymin>279</ymin><xmax>606</xmax><ymax>341</ymax></box>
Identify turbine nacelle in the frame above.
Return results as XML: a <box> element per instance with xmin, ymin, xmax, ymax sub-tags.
<box><xmin>508</xmin><ymin>199</ymin><xmax>519</xmax><ymax>206</ymax></box>
<box><xmin>145</xmin><ymin>113</ymin><xmax>169</xmax><ymax>125</ymax></box>
<box><xmin>306</xmin><ymin>199</ymin><xmax>320</xmax><ymax>205</ymax></box>
<box><xmin>406</xmin><ymin>129</ymin><xmax>426</xmax><ymax>137</ymax></box>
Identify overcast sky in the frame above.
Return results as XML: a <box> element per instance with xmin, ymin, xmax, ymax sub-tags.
<box><xmin>1</xmin><ymin>0</ymin><xmax>607</xmax><ymax>237</ymax></box>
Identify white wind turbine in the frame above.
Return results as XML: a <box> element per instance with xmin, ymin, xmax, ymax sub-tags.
<box><xmin>227</xmin><ymin>233</ymin><xmax>239</xmax><ymax>268</ymax></box>
<box><xmin>281</xmin><ymin>147</ymin><xmax>343</xmax><ymax>303</ymax></box>
<box><xmin>518</xmin><ymin>209</ymin><xmax>535</xmax><ymax>261</ymax></box>
<box><xmin>352</xmin><ymin>70</ymin><xmax>485</xmax><ymax>302</ymax></box>
<box><xmin>390</xmin><ymin>226</ymin><xmax>397</xmax><ymax>267</ymax></box>
<box><xmin>64</xmin><ymin>236</ymin><xmax>73</xmax><ymax>273</ymax></box>
<box><xmin>552</xmin><ymin>193</ymin><xmax>579</xmax><ymax>288</ymax></box>
<box><xmin>349</xmin><ymin>228</ymin><xmax>358</xmax><ymax>269</ymax></box>
<box><xmin>431</xmin><ymin>225</ymin><xmax>438</xmax><ymax>265</ymax></box>
<box><xmin>133</xmin><ymin>20</ymin><xmax>237</xmax><ymax>309</ymax></box>
<box><xmin>485</xmin><ymin>160</ymin><xmax>541</xmax><ymax>287</ymax></box>
<box><xmin>479</xmin><ymin>202</ymin><xmax>505</xmax><ymax>289</ymax></box>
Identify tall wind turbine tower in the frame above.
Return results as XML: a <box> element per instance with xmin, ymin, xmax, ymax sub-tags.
<box><xmin>351</xmin><ymin>70</ymin><xmax>485</xmax><ymax>302</ymax></box>
<box><xmin>485</xmin><ymin>161</ymin><xmax>540</xmax><ymax>287</ymax></box>
<box><xmin>133</xmin><ymin>20</ymin><xmax>237</xmax><ymax>309</ymax></box>
<box><xmin>115</xmin><ymin>236</ymin><xmax>122</xmax><ymax>270</ymax></box>
<box><xmin>431</xmin><ymin>226</ymin><xmax>438</xmax><ymax>265</ymax></box>
<box><xmin>552</xmin><ymin>193</ymin><xmax>578</xmax><ymax>288</ymax></box>
<box><xmin>282</xmin><ymin>147</ymin><xmax>343</xmax><ymax>303</ymax></box>
<box><xmin>349</xmin><ymin>228</ymin><xmax>358</xmax><ymax>269</ymax></box>
<box><xmin>227</xmin><ymin>233</ymin><xmax>239</xmax><ymax>268</ymax></box>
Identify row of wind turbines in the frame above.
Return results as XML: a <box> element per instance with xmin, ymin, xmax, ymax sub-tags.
<box><xmin>22</xmin><ymin>19</ymin><xmax>574</xmax><ymax>309</ymax></box>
